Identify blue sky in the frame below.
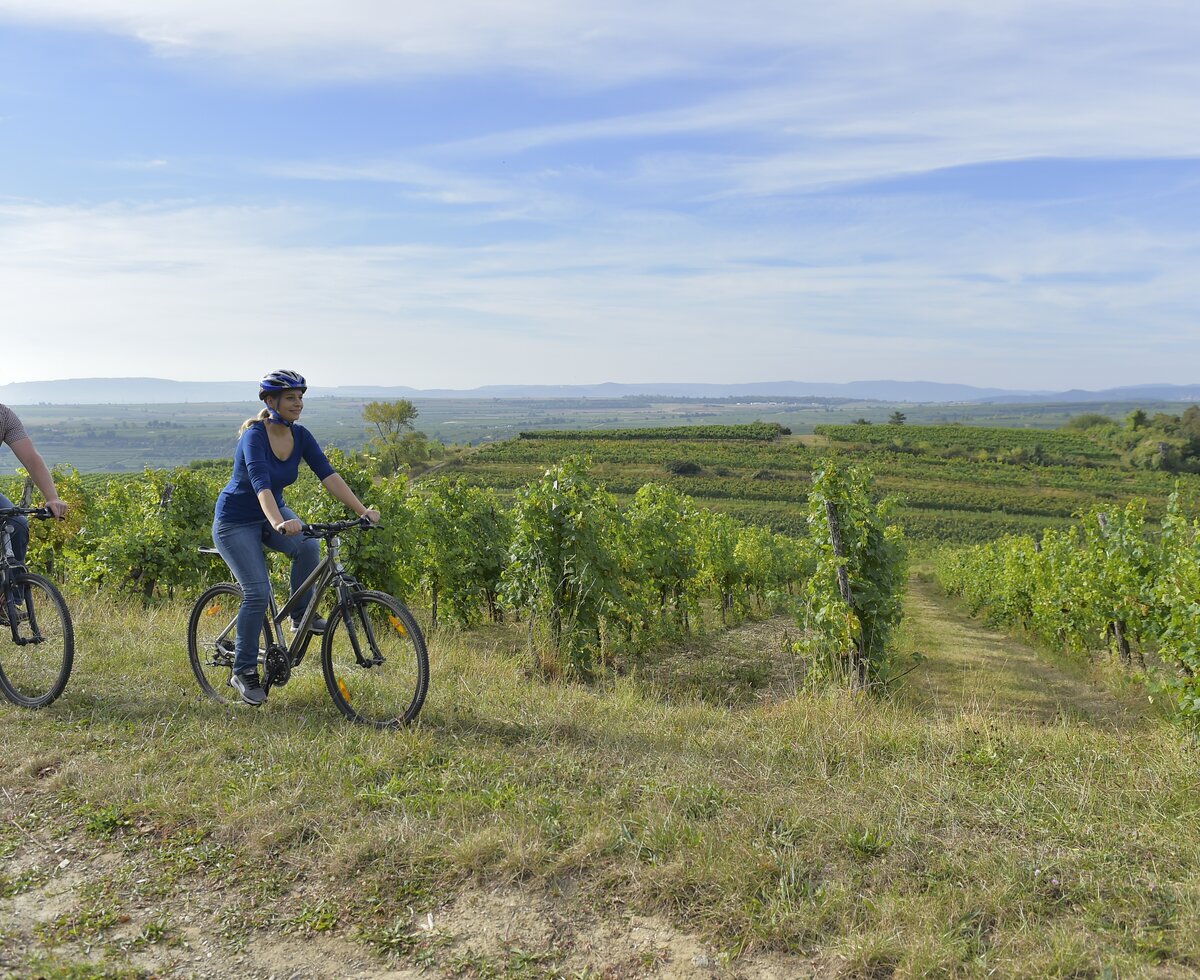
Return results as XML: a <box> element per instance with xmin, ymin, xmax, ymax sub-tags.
<box><xmin>1</xmin><ymin>1</ymin><xmax>1197</xmax><ymax>390</ymax></box>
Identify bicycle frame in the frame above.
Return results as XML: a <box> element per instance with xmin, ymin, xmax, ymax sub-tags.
<box><xmin>1</xmin><ymin>518</ymin><xmax>24</xmax><ymax>635</ymax></box>
<box><xmin>1</xmin><ymin>514</ymin><xmax>26</xmax><ymax>573</ymax></box>
<box><xmin>267</xmin><ymin>530</ymin><xmax>360</xmax><ymax>659</ymax></box>
<box><xmin>202</xmin><ymin>522</ymin><xmax>365</xmax><ymax>669</ymax></box>
<box><xmin>0</xmin><ymin>507</ymin><xmax>66</xmax><ymax>653</ymax></box>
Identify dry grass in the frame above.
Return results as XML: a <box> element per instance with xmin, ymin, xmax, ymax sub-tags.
<box><xmin>3</xmin><ymin>585</ymin><xmax>1200</xmax><ymax>977</ymax></box>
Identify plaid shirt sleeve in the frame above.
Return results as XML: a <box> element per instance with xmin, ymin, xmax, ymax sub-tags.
<box><xmin>0</xmin><ymin>404</ymin><xmax>29</xmax><ymax>448</ymax></box>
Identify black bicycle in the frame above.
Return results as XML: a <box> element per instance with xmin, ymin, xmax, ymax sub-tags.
<box><xmin>186</xmin><ymin>517</ymin><xmax>429</xmax><ymax>728</ymax></box>
<box><xmin>0</xmin><ymin>507</ymin><xmax>74</xmax><ymax>709</ymax></box>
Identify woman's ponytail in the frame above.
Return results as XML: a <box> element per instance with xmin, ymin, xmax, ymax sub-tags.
<box><xmin>239</xmin><ymin>407</ymin><xmax>270</xmax><ymax>435</ymax></box>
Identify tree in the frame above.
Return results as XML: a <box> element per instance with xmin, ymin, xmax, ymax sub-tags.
<box><xmin>1063</xmin><ymin>412</ymin><xmax>1114</xmax><ymax>431</ymax></box>
<box><xmin>887</xmin><ymin>411</ymin><xmax>907</xmax><ymax>425</ymax></box>
<box><xmin>363</xmin><ymin>400</ymin><xmax>423</xmax><ymax>474</ymax></box>
<box><xmin>364</xmin><ymin>399</ymin><xmax>417</xmax><ymax>437</ymax></box>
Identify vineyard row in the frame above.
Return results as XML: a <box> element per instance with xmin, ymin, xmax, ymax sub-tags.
<box><xmin>7</xmin><ymin>452</ymin><xmax>906</xmax><ymax>680</ymax></box>
<box><xmin>935</xmin><ymin>492</ymin><xmax>1200</xmax><ymax>716</ymax></box>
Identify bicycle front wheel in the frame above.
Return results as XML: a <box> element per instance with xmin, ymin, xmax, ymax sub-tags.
<box><xmin>322</xmin><ymin>591</ymin><xmax>428</xmax><ymax>728</ymax></box>
<box><xmin>0</xmin><ymin>572</ymin><xmax>74</xmax><ymax>709</ymax></box>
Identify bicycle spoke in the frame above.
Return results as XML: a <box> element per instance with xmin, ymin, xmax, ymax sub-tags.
<box><xmin>0</xmin><ymin>572</ymin><xmax>74</xmax><ymax>709</ymax></box>
<box><xmin>187</xmin><ymin>583</ymin><xmax>265</xmax><ymax>704</ymax></box>
<box><xmin>322</xmin><ymin>591</ymin><xmax>428</xmax><ymax>728</ymax></box>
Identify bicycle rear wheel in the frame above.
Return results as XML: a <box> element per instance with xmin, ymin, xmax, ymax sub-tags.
<box><xmin>322</xmin><ymin>590</ymin><xmax>428</xmax><ymax>728</ymax></box>
<box><xmin>187</xmin><ymin>582</ymin><xmax>269</xmax><ymax>704</ymax></box>
<box><xmin>0</xmin><ymin>572</ymin><xmax>74</xmax><ymax>709</ymax></box>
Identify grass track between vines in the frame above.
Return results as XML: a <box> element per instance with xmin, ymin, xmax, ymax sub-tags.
<box><xmin>2</xmin><ymin>586</ymin><xmax>1200</xmax><ymax>977</ymax></box>
<box><xmin>897</xmin><ymin>575</ymin><xmax>1154</xmax><ymax>731</ymax></box>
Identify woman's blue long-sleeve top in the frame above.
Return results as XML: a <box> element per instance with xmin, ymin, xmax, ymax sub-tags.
<box><xmin>214</xmin><ymin>422</ymin><xmax>335</xmax><ymax>525</ymax></box>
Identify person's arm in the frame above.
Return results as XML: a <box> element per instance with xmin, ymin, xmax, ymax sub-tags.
<box><xmin>296</xmin><ymin>426</ymin><xmax>380</xmax><ymax>524</ymax></box>
<box><xmin>8</xmin><ymin>438</ymin><xmax>68</xmax><ymax>518</ymax></box>
<box><xmin>256</xmin><ymin>489</ymin><xmax>300</xmax><ymax>534</ymax></box>
<box><xmin>321</xmin><ymin>474</ymin><xmax>380</xmax><ymax>524</ymax></box>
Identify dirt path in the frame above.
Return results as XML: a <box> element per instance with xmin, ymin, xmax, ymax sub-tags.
<box><xmin>897</xmin><ymin>574</ymin><xmax>1152</xmax><ymax>731</ymax></box>
<box><xmin>0</xmin><ymin>823</ymin><xmax>823</xmax><ymax>980</ymax></box>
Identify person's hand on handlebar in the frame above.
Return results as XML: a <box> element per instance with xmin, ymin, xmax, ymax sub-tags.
<box><xmin>360</xmin><ymin>507</ymin><xmax>381</xmax><ymax>525</ymax></box>
<box><xmin>45</xmin><ymin>498</ymin><xmax>69</xmax><ymax>520</ymax></box>
<box><xmin>275</xmin><ymin>517</ymin><xmax>304</xmax><ymax>536</ymax></box>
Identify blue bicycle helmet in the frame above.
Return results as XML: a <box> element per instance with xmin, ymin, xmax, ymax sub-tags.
<box><xmin>258</xmin><ymin>369</ymin><xmax>307</xmax><ymax>400</ymax></box>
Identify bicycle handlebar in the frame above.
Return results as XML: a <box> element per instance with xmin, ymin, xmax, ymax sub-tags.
<box><xmin>301</xmin><ymin>516</ymin><xmax>380</xmax><ymax>538</ymax></box>
<box><xmin>0</xmin><ymin>506</ymin><xmax>57</xmax><ymax>521</ymax></box>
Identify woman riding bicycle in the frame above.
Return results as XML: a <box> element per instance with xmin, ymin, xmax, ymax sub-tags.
<box><xmin>212</xmin><ymin>370</ymin><xmax>379</xmax><ymax>706</ymax></box>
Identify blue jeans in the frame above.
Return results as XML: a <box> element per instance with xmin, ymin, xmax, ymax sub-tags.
<box><xmin>0</xmin><ymin>493</ymin><xmax>29</xmax><ymax>566</ymax></box>
<box><xmin>212</xmin><ymin>508</ymin><xmax>320</xmax><ymax>675</ymax></box>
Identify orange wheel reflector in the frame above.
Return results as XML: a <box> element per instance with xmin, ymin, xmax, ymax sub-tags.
<box><xmin>389</xmin><ymin>615</ymin><xmax>407</xmax><ymax>636</ymax></box>
<box><xmin>205</xmin><ymin>605</ymin><xmax>221</xmax><ymax>617</ymax></box>
<box><xmin>338</xmin><ymin>679</ymin><xmax>351</xmax><ymax>702</ymax></box>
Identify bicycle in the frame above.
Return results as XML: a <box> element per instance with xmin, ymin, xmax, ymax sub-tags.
<box><xmin>186</xmin><ymin>517</ymin><xmax>429</xmax><ymax>728</ymax></box>
<box><xmin>0</xmin><ymin>506</ymin><xmax>75</xmax><ymax>709</ymax></box>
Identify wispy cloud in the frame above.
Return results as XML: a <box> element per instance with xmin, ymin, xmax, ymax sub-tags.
<box><xmin>1</xmin><ymin>3</ymin><xmax>1197</xmax><ymax>389</ymax></box>
<box><xmin>264</xmin><ymin>159</ymin><xmax>528</xmax><ymax>207</ymax></box>
<box><xmin>2</xmin><ymin>194</ymin><xmax>1196</xmax><ymax>388</ymax></box>
<box><xmin>3</xmin><ymin>1</ymin><xmax>1196</xmax><ymax>88</ymax></box>
<box><xmin>8</xmin><ymin>3</ymin><xmax>1199</xmax><ymax>192</ymax></box>
<box><xmin>136</xmin><ymin>1</ymin><xmax>1197</xmax><ymax>204</ymax></box>
<box><xmin>103</xmin><ymin>158</ymin><xmax>171</xmax><ymax>170</ymax></box>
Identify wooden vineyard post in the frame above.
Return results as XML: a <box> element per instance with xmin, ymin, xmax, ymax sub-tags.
<box><xmin>825</xmin><ymin>498</ymin><xmax>867</xmax><ymax>691</ymax></box>
<box><xmin>1095</xmin><ymin>511</ymin><xmax>1134</xmax><ymax>668</ymax></box>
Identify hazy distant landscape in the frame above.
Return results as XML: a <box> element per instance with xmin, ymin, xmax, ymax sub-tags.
<box><xmin>6</xmin><ymin>391</ymin><xmax>1200</xmax><ymax>475</ymax></box>
<box><xmin>3</xmin><ymin>376</ymin><xmax>1198</xmax><ymax>475</ymax></box>
<box><xmin>4</xmin><ymin>376</ymin><xmax>1200</xmax><ymax>406</ymax></box>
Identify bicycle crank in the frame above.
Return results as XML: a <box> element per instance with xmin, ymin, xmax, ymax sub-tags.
<box><xmin>263</xmin><ymin>646</ymin><xmax>292</xmax><ymax>689</ymax></box>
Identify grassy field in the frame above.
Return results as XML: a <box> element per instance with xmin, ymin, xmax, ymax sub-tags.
<box><xmin>6</xmin><ymin>413</ymin><xmax>1200</xmax><ymax>974</ymax></box>
<box><xmin>2</xmin><ymin>580</ymin><xmax>1199</xmax><ymax>978</ymax></box>
<box><xmin>7</xmin><ymin>417</ymin><xmax>1200</xmax><ymax>974</ymax></box>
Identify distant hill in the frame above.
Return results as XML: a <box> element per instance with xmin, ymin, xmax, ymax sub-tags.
<box><xmin>0</xmin><ymin>377</ymin><xmax>419</xmax><ymax>405</ymax></box>
<box><xmin>0</xmin><ymin>378</ymin><xmax>258</xmax><ymax>404</ymax></box>
<box><xmin>1</xmin><ymin>377</ymin><xmax>1198</xmax><ymax>406</ymax></box>
<box><xmin>986</xmin><ymin>384</ymin><xmax>1200</xmax><ymax>404</ymax></box>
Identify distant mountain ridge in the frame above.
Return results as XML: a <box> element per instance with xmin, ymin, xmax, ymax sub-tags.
<box><xmin>1</xmin><ymin>377</ymin><xmax>1198</xmax><ymax>406</ymax></box>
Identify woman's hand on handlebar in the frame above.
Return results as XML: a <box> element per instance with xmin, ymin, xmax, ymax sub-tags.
<box><xmin>360</xmin><ymin>507</ymin><xmax>381</xmax><ymax>525</ymax></box>
<box><xmin>276</xmin><ymin>517</ymin><xmax>304</xmax><ymax>536</ymax></box>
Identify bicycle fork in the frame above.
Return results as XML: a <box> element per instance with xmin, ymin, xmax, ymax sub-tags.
<box><xmin>337</xmin><ymin>586</ymin><xmax>386</xmax><ymax>670</ymax></box>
